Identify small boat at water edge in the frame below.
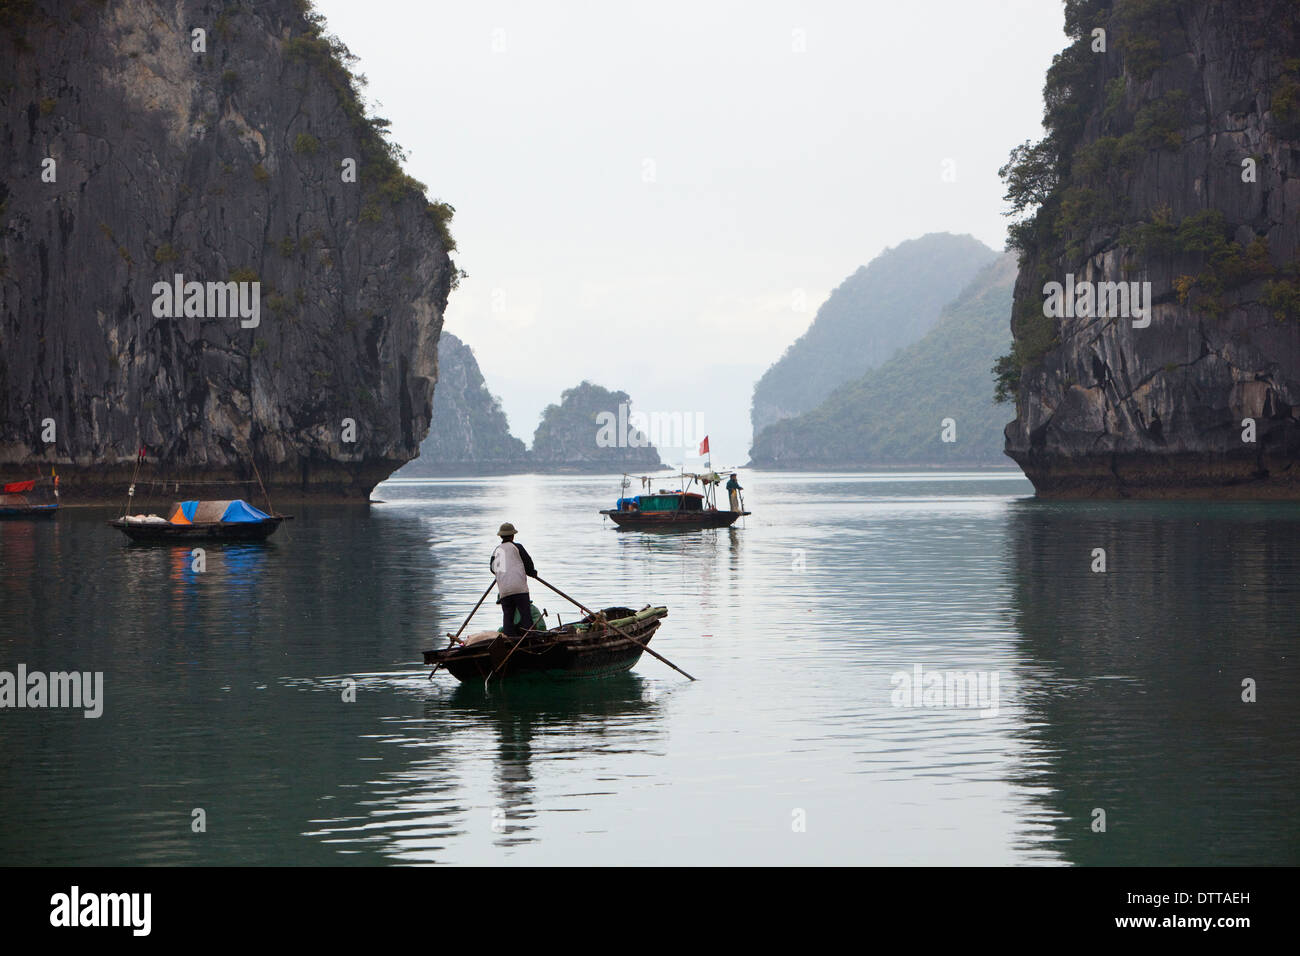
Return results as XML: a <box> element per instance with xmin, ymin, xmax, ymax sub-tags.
<box><xmin>110</xmin><ymin>499</ymin><xmax>287</xmax><ymax>542</ymax></box>
<box><xmin>425</xmin><ymin>605</ymin><xmax>668</xmax><ymax>683</ymax></box>
<box><xmin>0</xmin><ymin>476</ymin><xmax>59</xmax><ymax>518</ymax></box>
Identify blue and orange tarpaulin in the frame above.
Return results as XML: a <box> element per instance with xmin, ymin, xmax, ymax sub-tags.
<box><xmin>168</xmin><ymin>501</ymin><xmax>198</xmax><ymax>524</ymax></box>
<box><xmin>168</xmin><ymin>500</ymin><xmax>268</xmax><ymax>524</ymax></box>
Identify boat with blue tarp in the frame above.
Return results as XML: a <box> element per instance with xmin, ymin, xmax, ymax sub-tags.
<box><xmin>110</xmin><ymin>498</ymin><xmax>286</xmax><ymax>541</ymax></box>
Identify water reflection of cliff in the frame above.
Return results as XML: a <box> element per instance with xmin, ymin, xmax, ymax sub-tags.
<box><xmin>1004</xmin><ymin>501</ymin><xmax>1300</xmax><ymax>865</ymax></box>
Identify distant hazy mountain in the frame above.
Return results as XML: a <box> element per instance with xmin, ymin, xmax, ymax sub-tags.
<box><xmin>750</xmin><ymin>233</ymin><xmax>998</xmax><ymax>438</ymax></box>
<box><xmin>402</xmin><ymin>333</ymin><xmax>528</xmax><ymax>475</ymax></box>
<box><xmin>531</xmin><ymin>381</ymin><xmax>665</xmax><ymax>472</ymax></box>
<box><xmin>749</xmin><ymin>252</ymin><xmax>1016</xmax><ymax>468</ymax></box>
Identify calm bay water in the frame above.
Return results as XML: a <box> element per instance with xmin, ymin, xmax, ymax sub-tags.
<box><xmin>1</xmin><ymin>472</ymin><xmax>1296</xmax><ymax>865</ymax></box>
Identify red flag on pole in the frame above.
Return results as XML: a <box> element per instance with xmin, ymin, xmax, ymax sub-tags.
<box><xmin>698</xmin><ymin>436</ymin><xmax>710</xmax><ymax>456</ymax></box>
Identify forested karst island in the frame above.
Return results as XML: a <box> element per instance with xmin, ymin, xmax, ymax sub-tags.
<box><xmin>750</xmin><ymin>233</ymin><xmax>997</xmax><ymax>439</ymax></box>
<box><xmin>529</xmin><ymin>381</ymin><xmax>665</xmax><ymax>473</ymax></box>
<box><xmin>402</xmin><ymin>350</ymin><xmax>664</xmax><ymax>475</ymax></box>
<box><xmin>750</xmin><ymin>253</ymin><xmax>1016</xmax><ymax>468</ymax></box>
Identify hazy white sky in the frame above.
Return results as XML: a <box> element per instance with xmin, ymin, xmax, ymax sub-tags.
<box><xmin>313</xmin><ymin>0</ymin><xmax>1067</xmax><ymax>465</ymax></box>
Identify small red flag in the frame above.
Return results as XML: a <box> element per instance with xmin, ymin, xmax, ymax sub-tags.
<box><xmin>698</xmin><ymin>436</ymin><xmax>710</xmax><ymax>455</ymax></box>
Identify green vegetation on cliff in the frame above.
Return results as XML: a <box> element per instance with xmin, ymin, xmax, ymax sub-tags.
<box><xmin>750</xmin><ymin>254</ymin><xmax>1016</xmax><ymax>467</ymax></box>
<box><xmin>283</xmin><ymin>0</ymin><xmax>457</xmax><ymax>252</ymax></box>
<box><xmin>995</xmin><ymin>0</ymin><xmax>1300</xmax><ymax>404</ymax></box>
<box><xmin>750</xmin><ymin>233</ymin><xmax>998</xmax><ymax>436</ymax></box>
<box><xmin>1000</xmin><ymin>0</ymin><xmax>1300</xmax><ymax>496</ymax></box>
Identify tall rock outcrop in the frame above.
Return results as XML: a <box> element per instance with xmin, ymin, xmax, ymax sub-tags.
<box><xmin>401</xmin><ymin>332</ymin><xmax>528</xmax><ymax>475</ymax></box>
<box><xmin>531</xmin><ymin>381</ymin><xmax>664</xmax><ymax>473</ymax></box>
<box><xmin>750</xmin><ymin>233</ymin><xmax>997</xmax><ymax>437</ymax></box>
<box><xmin>0</xmin><ymin>0</ymin><xmax>456</xmax><ymax>498</ymax></box>
<box><xmin>999</xmin><ymin>0</ymin><xmax>1300</xmax><ymax>496</ymax></box>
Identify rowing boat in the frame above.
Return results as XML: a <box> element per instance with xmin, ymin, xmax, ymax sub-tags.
<box><xmin>425</xmin><ymin>605</ymin><xmax>668</xmax><ymax>682</ymax></box>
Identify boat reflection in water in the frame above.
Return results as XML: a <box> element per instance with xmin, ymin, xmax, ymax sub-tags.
<box><xmin>114</xmin><ymin>538</ymin><xmax>273</xmax><ymax>625</ymax></box>
<box><xmin>444</xmin><ymin>674</ymin><xmax>665</xmax><ymax>850</ymax></box>
<box><xmin>303</xmin><ymin>673</ymin><xmax>667</xmax><ymax>861</ymax></box>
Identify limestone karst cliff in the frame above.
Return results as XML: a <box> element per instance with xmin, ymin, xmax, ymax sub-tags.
<box><xmin>400</xmin><ymin>333</ymin><xmax>528</xmax><ymax>475</ymax></box>
<box><xmin>0</xmin><ymin>0</ymin><xmax>456</xmax><ymax>498</ymax></box>
<box><xmin>999</xmin><ymin>0</ymin><xmax>1300</xmax><ymax>496</ymax></box>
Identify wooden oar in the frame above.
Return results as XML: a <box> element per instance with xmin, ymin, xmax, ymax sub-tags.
<box><xmin>447</xmin><ymin>579</ymin><xmax>496</xmax><ymax>646</ymax></box>
<box><xmin>484</xmin><ymin>629</ymin><xmax>531</xmax><ymax>689</ymax></box>
<box><xmin>533</xmin><ymin>575</ymin><xmax>696</xmax><ymax>681</ymax></box>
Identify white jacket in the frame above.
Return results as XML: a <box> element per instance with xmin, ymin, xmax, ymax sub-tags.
<box><xmin>491</xmin><ymin>542</ymin><xmax>530</xmax><ymax>597</ymax></box>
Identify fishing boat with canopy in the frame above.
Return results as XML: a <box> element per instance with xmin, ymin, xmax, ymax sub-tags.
<box><xmin>600</xmin><ymin>469</ymin><xmax>749</xmax><ymax>529</ymax></box>
<box><xmin>0</xmin><ymin>473</ymin><xmax>59</xmax><ymax>517</ymax></box>
<box><xmin>108</xmin><ymin>447</ymin><xmax>289</xmax><ymax>542</ymax></box>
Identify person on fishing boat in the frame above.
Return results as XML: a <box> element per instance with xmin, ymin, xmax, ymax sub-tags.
<box><xmin>726</xmin><ymin>473</ymin><xmax>743</xmax><ymax>512</ymax></box>
<box><xmin>491</xmin><ymin>522</ymin><xmax>538</xmax><ymax>638</ymax></box>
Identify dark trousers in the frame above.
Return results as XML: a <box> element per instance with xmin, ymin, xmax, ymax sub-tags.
<box><xmin>500</xmin><ymin>592</ymin><xmax>532</xmax><ymax>637</ymax></box>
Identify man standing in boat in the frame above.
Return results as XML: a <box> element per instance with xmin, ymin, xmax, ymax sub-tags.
<box><xmin>491</xmin><ymin>522</ymin><xmax>538</xmax><ymax>637</ymax></box>
<box><xmin>726</xmin><ymin>473</ymin><xmax>743</xmax><ymax>512</ymax></box>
